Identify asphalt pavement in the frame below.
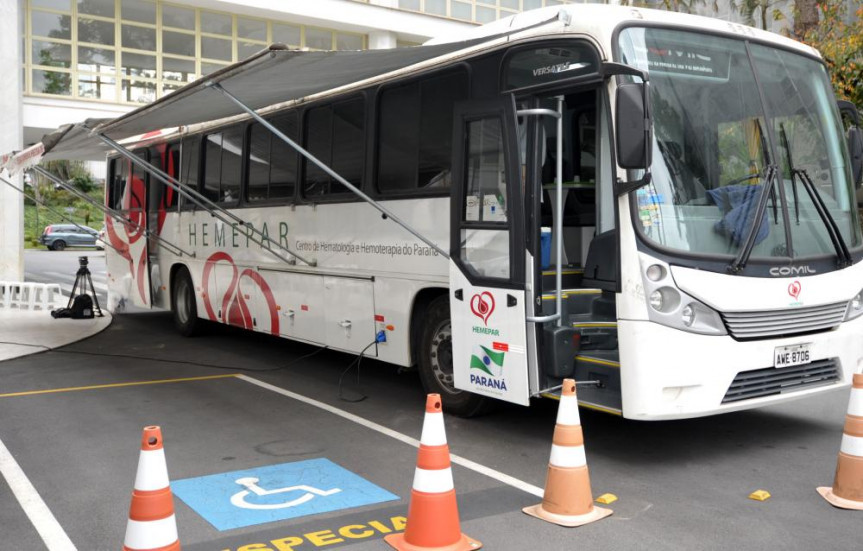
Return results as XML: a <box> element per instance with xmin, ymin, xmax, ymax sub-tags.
<box><xmin>0</xmin><ymin>306</ymin><xmax>859</xmax><ymax>550</ymax></box>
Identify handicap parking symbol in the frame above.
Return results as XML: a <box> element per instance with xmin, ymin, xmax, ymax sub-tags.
<box><xmin>171</xmin><ymin>458</ymin><xmax>399</xmax><ymax>531</ymax></box>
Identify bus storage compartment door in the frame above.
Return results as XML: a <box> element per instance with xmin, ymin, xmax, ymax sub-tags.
<box><xmin>449</xmin><ymin>264</ymin><xmax>529</xmax><ymax>406</ymax></box>
<box><xmin>542</xmin><ymin>325</ymin><xmax>578</xmax><ymax>378</ymax></box>
<box><xmin>322</xmin><ymin>276</ymin><xmax>377</xmax><ymax>356</ymax></box>
<box><xmin>267</xmin><ymin>271</ymin><xmax>325</xmax><ymax>343</ymax></box>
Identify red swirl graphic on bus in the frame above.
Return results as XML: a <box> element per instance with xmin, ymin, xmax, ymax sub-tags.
<box><xmin>201</xmin><ymin>252</ymin><xmax>280</xmax><ymax>335</ymax></box>
<box><xmin>470</xmin><ymin>292</ymin><xmax>495</xmax><ymax>325</ymax></box>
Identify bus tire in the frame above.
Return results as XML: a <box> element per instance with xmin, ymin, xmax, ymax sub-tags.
<box><xmin>417</xmin><ymin>296</ymin><xmax>491</xmax><ymax>417</ymax></box>
<box><xmin>172</xmin><ymin>267</ymin><xmax>203</xmax><ymax>337</ymax></box>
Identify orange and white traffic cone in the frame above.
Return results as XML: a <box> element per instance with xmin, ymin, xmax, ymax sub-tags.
<box><xmin>123</xmin><ymin>426</ymin><xmax>181</xmax><ymax>551</ymax></box>
<box><xmin>384</xmin><ymin>394</ymin><xmax>481</xmax><ymax>551</ymax></box>
<box><xmin>524</xmin><ymin>378</ymin><xmax>612</xmax><ymax>527</ymax></box>
<box><xmin>818</xmin><ymin>373</ymin><xmax>863</xmax><ymax>510</ymax></box>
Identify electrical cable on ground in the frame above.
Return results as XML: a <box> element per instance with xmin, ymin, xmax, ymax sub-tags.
<box><xmin>337</xmin><ymin>339</ymin><xmax>378</xmax><ymax>403</ymax></box>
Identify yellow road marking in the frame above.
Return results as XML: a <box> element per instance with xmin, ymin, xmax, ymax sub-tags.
<box><xmin>0</xmin><ymin>373</ymin><xmax>239</xmax><ymax>398</ymax></box>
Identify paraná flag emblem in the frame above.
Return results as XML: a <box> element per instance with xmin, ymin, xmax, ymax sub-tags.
<box><xmin>470</xmin><ymin>345</ymin><xmax>505</xmax><ymax>377</ymax></box>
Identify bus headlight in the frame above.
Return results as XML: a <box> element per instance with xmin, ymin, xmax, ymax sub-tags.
<box><xmin>846</xmin><ymin>290</ymin><xmax>863</xmax><ymax>321</ymax></box>
<box><xmin>649</xmin><ymin>287</ymin><xmax>680</xmax><ymax>313</ymax></box>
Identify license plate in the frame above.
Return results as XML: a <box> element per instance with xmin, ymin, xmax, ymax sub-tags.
<box><xmin>774</xmin><ymin>343</ymin><xmax>812</xmax><ymax>368</ymax></box>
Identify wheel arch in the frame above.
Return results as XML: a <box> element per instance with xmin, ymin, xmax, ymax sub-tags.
<box><xmin>409</xmin><ymin>286</ymin><xmax>449</xmax><ymax>366</ymax></box>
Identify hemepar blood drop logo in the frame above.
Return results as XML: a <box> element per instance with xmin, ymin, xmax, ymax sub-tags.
<box><xmin>470</xmin><ymin>292</ymin><xmax>495</xmax><ymax>325</ymax></box>
<box><xmin>788</xmin><ymin>280</ymin><xmax>802</xmax><ymax>301</ymax></box>
<box><xmin>201</xmin><ymin>252</ymin><xmax>280</xmax><ymax>335</ymax></box>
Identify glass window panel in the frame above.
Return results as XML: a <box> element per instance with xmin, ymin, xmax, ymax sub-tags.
<box><xmin>77</xmin><ymin>0</ymin><xmax>114</xmax><ymax>18</ymax></box>
<box><xmin>78</xmin><ymin>46</ymin><xmax>115</xmax><ymax>73</ymax></box>
<box><xmin>181</xmin><ymin>136</ymin><xmax>199</xmax><ymax>191</ymax></box>
<box><xmin>378</xmin><ymin>83</ymin><xmax>420</xmax><ymax>193</ymax></box>
<box><xmin>237</xmin><ymin>17</ymin><xmax>266</xmax><ymax>41</ymax></box>
<box><xmin>203</xmin><ymin>133</ymin><xmax>222</xmax><ymax>201</ymax></box>
<box><xmin>201</xmin><ymin>36</ymin><xmax>232</xmax><ymax>61</ymax></box>
<box><xmin>162</xmin><ymin>83</ymin><xmax>183</xmax><ymax>96</ymax></box>
<box><xmin>32</xmin><ymin>40</ymin><xmax>71</xmax><ymax>68</ymax></box>
<box><xmin>32</xmin><ymin>0</ymin><xmax>70</xmax><ymax>10</ymax></box>
<box><xmin>162</xmin><ymin>4</ymin><xmax>194</xmax><ymax>29</ymax></box>
<box><xmin>418</xmin><ymin>71</ymin><xmax>467</xmax><ymax>189</ymax></box>
<box><xmin>272</xmin><ymin>23</ymin><xmax>300</xmax><ymax>46</ymax></box>
<box><xmin>476</xmin><ymin>6</ymin><xmax>496</xmax><ymax>23</ymax></box>
<box><xmin>78</xmin><ymin>74</ymin><xmax>115</xmax><ymax>99</ymax></box>
<box><xmin>500</xmin><ymin>0</ymin><xmax>519</xmax><ymax>8</ymax></box>
<box><xmin>524</xmin><ymin>0</ymin><xmax>542</xmax><ymax>8</ymax></box>
<box><xmin>304</xmin><ymin>106</ymin><xmax>332</xmax><ymax>197</ymax></box>
<box><xmin>247</xmin><ymin>124</ymin><xmax>271</xmax><ymax>201</ymax></box>
<box><xmin>78</xmin><ymin>18</ymin><xmax>115</xmax><ymax>45</ymax></box>
<box><xmin>462</xmin><ymin>228</ymin><xmax>510</xmax><ymax>278</ymax></box>
<box><xmin>425</xmin><ymin>0</ymin><xmax>446</xmax><ymax>15</ymax></box>
<box><xmin>32</xmin><ymin>11</ymin><xmax>71</xmax><ymax>39</ymax></box>
<box><xmin>32</xmin><ymin>69</ymin><xmax>71</xmax><ymax>95</ymax></box>
<box><xmin>162</xmin><ymin>57</ymin><xmax>195</xmax><ymax>82</ymax></box>
<box><xmin>270</xmin><ymin>113</ymin><xmax>298</xmax><ymax>200</ymax></box>
<box><xmin>220</xmin><ymin>126</ymin><xmax>244</xmax><ymax>203</ymax></box>
<box><xmin>122</xmin><ymin>79</ymin><xmax>155</xmax><ymax>103</ymax></box>
<box><xmin>163</xmin><ymin>30</ymin><xmax>195</xmax><ymax>57</ymax></box>
<box><xmin>399</xmin><ymin>0</ymin><xmax>420</xmax><ymax>9</ymax></box>
<box><xmin>201</xmin><ymin>62</ymin><xmax>228</xmax><ymax>76</ymax></box>
<box><xmin>336</xmin><ymin>33</ymin><xmax>363</xmax><ymax>51</ymax></box>
<box><xmin>451</xmin><ymin>1</ymin><xmax>472</xmax><ymax>20</ymax></box>
<box><xmin>331</xmin><ymin>99</ymin><xmax>365</xmax><ymax>194</ymax></box>
<box><xmin>200</xmin><ymin>11</ymin><xmax>231</xmax><ymax>35</ymax></box>
<box><xmin>122</xmin><ymin>52</ymin><xmax>156</xmax><ymax>78</ymax></box>
<box><xmin>304</xmin><ymin>28</ymin><xmax>332</xmax><ymax>50</ymax></box>
<box><xmin>238</xmin><ymin>42</ymin><xmax>263</xmax><ymax>60</ymax></box>
<box><xmin>122</xmin><ymin>24</ymin><xmax>156</xmax><ymax>50</ymax></box>
<box><xmin>464</xmin><ymin>118</ymin><xmax>508</xmax><ymax>223</ymax></box>
<box><xmin>121</xmin><ymin>0</ymin><xmax>155</xmax><ymax>24</ymax></box>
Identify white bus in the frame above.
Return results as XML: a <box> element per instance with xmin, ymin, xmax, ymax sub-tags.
<box><xmin>97</xmin><ymin>5</ymin><xmax>863</xmax><ymax>419</ymax></box>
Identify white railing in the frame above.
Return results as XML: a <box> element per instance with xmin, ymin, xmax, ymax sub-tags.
<box><xmin>0</xmin><ymin>282</ymin><xmax>62</xmax><ymax>311</ymax></box>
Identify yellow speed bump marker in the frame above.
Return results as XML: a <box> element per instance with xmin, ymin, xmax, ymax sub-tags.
<box><xmin>749</xmin><ymin>489</ymin><xmax>771</xmax><ymax>501</ymax></box>
<box><xmin>596</xmin><ymin>493</ymin><xmax>618</xmax><ymax>505</ymax></box>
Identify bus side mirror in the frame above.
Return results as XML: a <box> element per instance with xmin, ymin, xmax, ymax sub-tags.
<box><xmin>838</xmin><ymin>100</ymin><xmax>863</xmax><ymax>188</ymax></box>
<box><xmin>615</xmin><ymin>83</ymin><xmax>652</xmax><ymax>170</ymax></box>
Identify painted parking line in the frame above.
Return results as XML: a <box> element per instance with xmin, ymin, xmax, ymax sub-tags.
<box><xmin>0</xmin><ymin>437</ymin><xmax>76</xmax><ymax>551</ymax></box>
<box><xmin>0</xmin><ymin>373</ymin><xmax>239</xmax><ymax>398</ymax></box>
<box><xmin>173</xmin><ymin>458</ymin><xmax>399</xmax><ymax>531</ymax></box>
<box><xmin>238</xmin><ymin>375</ymin><xmax>545</xmax><ymax>498</ymax></box>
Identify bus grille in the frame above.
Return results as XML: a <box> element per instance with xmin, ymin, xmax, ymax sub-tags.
<box><xmin>721</xmin><ymin>358</ymin><xmax>841</xmax><ymax>404</ymax></box>
<box><xmin>721</xmin><ymin>302</ymin><xmax>848</xmax><ymax>340</ymax></box>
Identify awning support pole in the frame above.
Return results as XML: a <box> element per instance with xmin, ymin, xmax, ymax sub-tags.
<box><xmin>0</xmin><ymin>173</ymin><xmax>127</xmax><ymax>256</ymax></box>
<box><xmin>92</xmin><ymin>132</ymin><xmax>315</xmax><ymax>267</ymax></box>
<box><xmin>207</xmin><ymin>81</ymin><xmax>450</xmax><ymax>260</ymax></box>
<box><xmin>31</xmin><ymin>165</ymin><xmax>193</xmax><ymax>258</ymax></box>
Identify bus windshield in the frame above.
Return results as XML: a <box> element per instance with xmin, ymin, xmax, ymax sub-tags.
<box><xmin>617</xmin><ymin>27</ymin><xmax>861</xmax><ymax>262</ymax></box>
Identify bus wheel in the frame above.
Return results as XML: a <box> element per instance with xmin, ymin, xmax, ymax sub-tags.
<box><xmin>418</xmin><ymin>296</ymin><xmax>490</xmax><ymax>417</ymax></box>
<box><xmin>172</xmin><ymin>268</ymin><xmax>203</xmax><ymax>337</ymax></box>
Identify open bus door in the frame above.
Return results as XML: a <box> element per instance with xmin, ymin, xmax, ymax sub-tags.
<box><xmin>109</xmin><ymin>154</ymin><xmax>152</xmax><ymax>309</ymax></box>
<box><xmin>449</xmin><ymin>97</ymin><xmax>531</xmax><ymax>406</ymax></box>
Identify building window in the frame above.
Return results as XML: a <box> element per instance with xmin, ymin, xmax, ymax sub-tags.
<box><xmin>397</xmin><ymin>0</ymin><xmax>569</xmax><ymax>22</ymax></box>
<box><xmin>24</xmin><ymin>0</ymin><xmax>367</xmax><ymax>103</ymax></box>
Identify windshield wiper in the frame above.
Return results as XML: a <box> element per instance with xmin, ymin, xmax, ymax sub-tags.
<box><xmin>728</xmin><ymin>164</ymin><xmax>779</xmax><ymax>274</ymax></box>
<box><xmin>779</xmin><ymin>123</ymin><xmax>852</xmax><ymax>268</ymax></box>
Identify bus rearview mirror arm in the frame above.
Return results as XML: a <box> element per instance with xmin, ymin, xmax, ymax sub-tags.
<box><xmin>602</xmin><ymin>63</ymin><xmax>653</xmax><ymax>196</ymax></box>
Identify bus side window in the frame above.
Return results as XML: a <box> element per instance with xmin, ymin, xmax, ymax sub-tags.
<box><xmin>377</xmin><ymin>69</ymin><xmax>468</xmax><ymax>194</ymax></box>
<box><xmin>247</xmin><ymin>112</ymin><xmax>298</xmax><ymax>203</ymax></box>
<box><xmin>303</xmin><ymin>97</ymin><xmax>365</xmax><ymax>200</ymax></box>
<box><xmin>180</xmin><ymin>135</ymin><xmax>199</xmax><ymax>209</ymax></box>
<box><xmin>110</xmin><ymin>158</ymin><xmax>128</xmax><ymax>211</ymax></box>
<box><xmin>203</xmin><ymin>125</ymin><xmax>243</xmax><ymax>204</ymax></box>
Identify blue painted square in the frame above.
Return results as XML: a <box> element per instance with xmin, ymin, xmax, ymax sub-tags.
<box><xmin>171</xmin><ymin>458</ymin><xmax>399</xmax><ymax>531</ymax></box>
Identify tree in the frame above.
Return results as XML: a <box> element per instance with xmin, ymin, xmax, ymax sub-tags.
<box><xmin>731</xmin><ymin>0</ymin><xmax>786</xmax><ymax>30</ymax></box>
<box><xmin>792</xmin><ymin>1</ymin><xmax>863</xmax><ymax>108</ymax></box>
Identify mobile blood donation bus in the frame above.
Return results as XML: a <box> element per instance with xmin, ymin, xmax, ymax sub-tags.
<box><xmin>10</xmin><ymin>5</ymin><xmax>863</xmax><ymax>420</ymax></box>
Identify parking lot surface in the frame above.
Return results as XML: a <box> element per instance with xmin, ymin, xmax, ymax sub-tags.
<box><xmin>0</xmin><ymin>311</ymin><xmax>859</xmax><ymax>550</ymax></box>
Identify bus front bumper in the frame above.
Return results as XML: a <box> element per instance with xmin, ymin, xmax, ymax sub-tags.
<box><xmin>617</xmin><ymin>317</ymin><xmax>863</xmax><ymax>420</ymax></box>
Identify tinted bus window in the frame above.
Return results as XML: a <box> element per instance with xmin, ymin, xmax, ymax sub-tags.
<box><xmin>378</xmin><ymin>70</ymin><xmax>467</xmax><ymax>194</ymax></box>
<box><xmin>203</xmin><ymin>125</ymin><xmax>244</xmax><ymax>203</ymax></box>
<box><xmin>303</xmin><ymin>97</ymin><xmax>365</xmax><ymax>199</ymax></box>
<box><xmin>247</xmin><ymin>112</ymin><xmax>298</xmax><ymax>203</ymax></box>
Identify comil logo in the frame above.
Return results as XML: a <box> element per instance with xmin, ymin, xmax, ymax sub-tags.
<box><xmin>470</xmin><ymin>292</ymin><xmax>495</xmax><ymax>325</ymax></box>
<box><xmin>788</xmin><ymin>280</ymin><xmax>802</xmax><ymax>300</ymax></box>
<box><xmin>770</xmin><ymin>265</ymin><xmax>816</xmax><ymax>276</ymax></box>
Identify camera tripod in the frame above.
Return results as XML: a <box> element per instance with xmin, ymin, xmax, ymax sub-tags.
<box><xmin>67</xmin><ymin>256</ymin><xmax>103</xmax><ymax>317</ymax></box>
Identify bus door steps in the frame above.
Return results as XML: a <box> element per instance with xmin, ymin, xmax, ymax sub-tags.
<box><xmin>570</xmin><ymin>320</ymin><xmax>618</xmax><ymax>351</ymax></box>
<box><xmin>540</xmin><ymin>288</ymin><xmax>601</xmax><ymax>320</ymax></box>
<box><xmin>541</xmin><ymin>266</ymin><xmax>583</xmax><ymax>292</ymax></box>
<box><xmin>573</xmin><ymin>350</ymin><xmax>622</xmax><ymax>412</ymax></box>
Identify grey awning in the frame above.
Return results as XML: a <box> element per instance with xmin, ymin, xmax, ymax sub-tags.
<box><xmin>41</xmin><ymin>119</ymin><xmax>114</xmax><ymax>161</ymax></box>
<box><xmin>95</xmin><ymin>38</ymin><xmax>504</xmax><ymax>140</ymax></box>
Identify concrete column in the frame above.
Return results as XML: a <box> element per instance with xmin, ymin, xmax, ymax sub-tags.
<box><xmin>0</xmin><ymin>0</ymin><xmax>24</xmax><ymax>281</ymax></box>
<box><xmin>369</xmin><ymin>30</ymin><xmax>398</xmax><ymax>50</ymax></box>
